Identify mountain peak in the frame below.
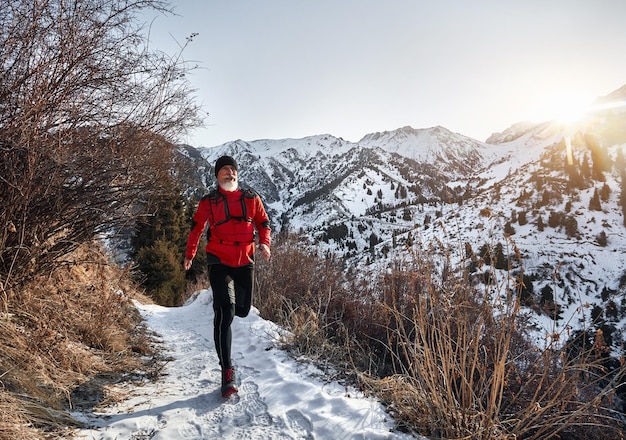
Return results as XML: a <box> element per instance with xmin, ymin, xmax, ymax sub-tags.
<box><xmin>597</xmin><ymin>83</ymin><xmax>626</xmax><ymax>103</ymax></box>
<box><xmin>356</xmin><ymin>125</ymin><xmax>486</xmax><ymax>171</ymax></box>
<box><xmin>357</xmin><ymin>125</ymin><xmax>452</xmax><ymax>143</ymax></box>
<box><xmin>485</xmin><ymin>121</ymin><xmax>549</xmax><ymax>144</ymax></box>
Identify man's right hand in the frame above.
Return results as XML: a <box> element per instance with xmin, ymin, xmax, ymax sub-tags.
<box><xmin>183</xmin><ymin>257</ymin><xmax>193</xmax><ymax>271</ymax></box>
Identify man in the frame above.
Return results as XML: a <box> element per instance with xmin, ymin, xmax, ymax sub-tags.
<box><xmin>183</xmin><ymin>155</ymin><xmax>271</xmax><ymax>397</ymax></box>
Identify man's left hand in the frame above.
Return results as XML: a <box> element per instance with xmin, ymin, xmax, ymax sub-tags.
<box><xmin>258</xmin><ymin>243</ymin><xmax>271</xmax><ymax>260</ymax></box>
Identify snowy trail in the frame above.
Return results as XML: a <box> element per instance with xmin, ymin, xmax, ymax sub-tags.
<box><xmin>73</xmin><ymin>290</ymin><xmax>421</xmax><ymax>439</ymax></box>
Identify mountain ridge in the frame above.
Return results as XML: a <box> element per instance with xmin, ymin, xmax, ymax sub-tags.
<box><xmin>178</xmin><ymin>83</ymin><xmax>626</xmax><ymax>350</ymax></box>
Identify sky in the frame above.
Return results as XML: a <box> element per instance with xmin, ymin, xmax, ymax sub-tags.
<box><xmin>142</xmin><ymin>0</ymin><xmax>626</xmax><ymax>147</ymax></box>
<box><xmin>73</xmin><ymin>289</ymin><xmax>422</xmax><ymax>439</ymax></box>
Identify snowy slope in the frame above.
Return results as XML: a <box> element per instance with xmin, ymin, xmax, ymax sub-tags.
<box><xmin>172</xmin><ymin>82</ymin><xmax>626</xmax><ymax>348</ymax></box>
<box><xmin>73</xmin><ymin>290</ymin><xmax>421</xmax><ymax>440</ymax></box>
<box><xmin>359</xmin><ymin>126</ymin><xmax>488</xmax><ymax>177</ymax></box>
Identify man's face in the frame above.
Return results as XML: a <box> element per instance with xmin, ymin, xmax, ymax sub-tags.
<box><xmin>217</xmin><ymin>165</ymin><xmax>238</xmax><ymax>191</ymax></box>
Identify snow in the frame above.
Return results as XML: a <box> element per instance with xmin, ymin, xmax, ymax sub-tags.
<box><xmin>73</xmin><ymin>289</ymin><xmax>421</xmax><ymax>440</ymax></box>
<box><xmin>76</xmin><ymin>114</ymin><xmax>626</xmax><ymax>438</ymax></box>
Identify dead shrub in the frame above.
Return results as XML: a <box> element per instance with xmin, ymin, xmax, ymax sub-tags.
<box><xmin>256</xmin><ymin>232</ymin><xmax>626</xmax><ymax>439</ymax></box>
<box><xmin>255</xmin><ymin>233</ymin><xmax>379</xmax><ymax>373</ymax></box>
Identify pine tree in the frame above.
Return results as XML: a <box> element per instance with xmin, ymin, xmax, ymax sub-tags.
<box><xmin>406</xmin><ymin>231</ymin><xmax>413</xmax><ymax>247</ymax></box>
<box><xmin>596</xmin><ymin>230</ymin><xmax>608</xmax><ymax>247</ymax></box>
<box><xmin>600</xmin><ymin>183</ymin><xmax>611</xmax><ymax>202</ymax></box>
<box><xmin>402</xmin><ymin>208</ymin><xmax>412</xmax><ymax>221</ymax></box>
<box><xmin>131</xmin><ymin>184</ymin><xmax>197</xmax><ymax>305</ymax></box>
<box><xmin>588</xmin><ymin>134</ymin><xmax>611</xmax><ymax>182</ymax></box>
<box><xmin>581</xmin><ymin>155</ymin><xmax>591</xmax><ymax>180</ymax></box>
<box><xmin>493</xmin><ymin>242</ymin><xmax>508</xmax><ymax>270</ymax></box>
<box><xmin>131</xmin><ymin>186</ymin><xmax>187</xmax><ymax>255</ymax></box>
<box><xmin>564</xmin><ymin>215</ymin><xmax>578</xmax><ymax>237</ymax></box>
<box><xmin>518</xmin><ymin>210</ymin><xmax>528</xmax><ymax>226</ymax></box>
<box><xmin>369</xmin><ymin>232</ymin><xmax>379</xmax><ymax>255</ymax></box>
<box><xmin>519</xmin><ymin>273</ymin><xmax>535</xmax><ymax>306</ymax></box>
<box><xmin>548</xmin><ymin>211</ymin><xmax>562</xmax><ymax>228</ymax></box>
<box><xmin>136</xmin><ymin>240</ymin><xmax>186</xmax><ymax>306</ymax></box>
<box><xmin>589</xmin><ymin>188</ymin><xmax>602</xmax><ymax>211</ymax></box>
<box><xmin>565</xmin><ymin>156</ymin><xmax>583</xmax><ymax>190</ymax></box>
<box><xmin>540</xmin><ymin>285</ymin><xmax>554</xmax><ymax>306</ymax></box>
<box><xmin>479</xmin><ymin>243</ymin><xmax>491</xmax><ymax>266</ymax></box>
<box><xmin>504</xmin><ymin>221</ymin><xmax>516</xmax><ymax>236</ymax></box>
<box><xmin>400</xmin><ymin>185</ymin><xmax>407</xmax><ymax>198</ymax></box>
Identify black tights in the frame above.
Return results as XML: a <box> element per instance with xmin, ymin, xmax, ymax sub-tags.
<box><xmin>208</xmin><ymin>263</ymin><xmax>254</xmax><ymax>370</ymax></box>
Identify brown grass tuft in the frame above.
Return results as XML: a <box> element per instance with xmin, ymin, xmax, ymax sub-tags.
<box><xmin>0</xmin><ymin>242</ymin><xmax>156</xmax><ymax>439</ymax></box>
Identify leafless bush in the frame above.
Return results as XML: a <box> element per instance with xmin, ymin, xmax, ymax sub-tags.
<box><xmin>255</xmin><ymin>233</ymin><xmax>381</xmax><ymax>374</ymax></box>
<box><xmin>0</xmin><ymin>0</ymin><xmax>202</xmax><ymax>292</ymax></box>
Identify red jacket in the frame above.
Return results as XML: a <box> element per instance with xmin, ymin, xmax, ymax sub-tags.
<box><xmin>185</xmin><ymin>187</ymin><xmax>271</xmax><ymax>267</ymax></box>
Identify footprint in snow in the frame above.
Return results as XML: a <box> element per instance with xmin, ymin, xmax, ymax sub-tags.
<box><xmin>285</xmin><ymin>408</ymin><xmax>314</xmax><ymax>440</ymax></box>
<box><xmin>240</xmin><ymin>381</ymin><xmax>271</xmax><ymax>426</ymax></box>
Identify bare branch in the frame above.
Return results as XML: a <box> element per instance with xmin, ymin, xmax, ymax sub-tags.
<box><xmin>1</xmin><ymin>0</ymin><xmax>203</xmax><ymax>289</ymax></box>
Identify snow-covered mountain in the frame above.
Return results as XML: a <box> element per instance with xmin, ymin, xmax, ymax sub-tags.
<box><xmin>179</xmin><ymin>84</ymin><xmax>626</xmax><ymax>351</ymax></box>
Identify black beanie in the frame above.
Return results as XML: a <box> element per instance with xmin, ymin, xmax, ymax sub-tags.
<box><xmin>214</xmin><ymin>155</ymin><xmax>238</xmax><ymax>177</ymax></box>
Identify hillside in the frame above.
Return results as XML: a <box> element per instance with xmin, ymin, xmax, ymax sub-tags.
<box><xmin>180</xmin><ymin>83</ymin><xmax>626</xmax><ymax>352</ymax></box>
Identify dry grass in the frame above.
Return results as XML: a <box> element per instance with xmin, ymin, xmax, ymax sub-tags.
<box><xmin>0</xmin><ymin>242</ymin><xmax>156</xmax><ymax>439</ymax></box>
<box><xmin>255</xmin><ymin>234</ymin><xmax>383</xmax><ymax>376</ymax></box>
<box><xmin>2</xmin><ymin>230</ymin><xmax>623</xmax><ymax>439</ymax></box>
<box><xmin>255</xmin><ymin>233</ymin><xmax>626</xmax><ymax>439</ymax></box>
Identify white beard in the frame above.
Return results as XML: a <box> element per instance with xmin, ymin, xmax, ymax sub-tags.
<box><xmin>219</xmin><ymin>180</ymin><xmax>238</xmax><ymax>192</ymax></box>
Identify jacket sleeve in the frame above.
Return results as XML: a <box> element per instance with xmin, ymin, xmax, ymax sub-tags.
<box><xmin>253</xmin><ymin>196</ymin><xmax>271</xmax><ymax>247</ymax></box>
<box><xmin>185</xmin><ymin>199</ymin><xmax>210</xmax><ymax>260</ymax></box>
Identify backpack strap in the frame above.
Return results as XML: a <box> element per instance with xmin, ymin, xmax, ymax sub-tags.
<box><xmin>208</xmin><ymin>187</ymin><xmax>255</xmax><ymax>227</ymax></box>
<box><xmin>205</xmin><ymin>188</ymin><xmax>222</xmax><ymax>201</ymax></box>
<box><xmin>241</xmin><ymin>187</ymin><xmax>258</xmax><ymax>199</ymax></box>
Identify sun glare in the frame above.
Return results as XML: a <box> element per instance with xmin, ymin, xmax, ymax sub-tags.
<box><xmin>539</xmin><ymin>92</ymin><xmax>594</xmax><ymax>125</ymax></box>
<box><xmin>527</xmin><ymin>87</ymin><xmax>626</xmax><ymax>127</ymax></box>
<box><xmin>527</xmin><ymin>90</ymin><xmax>597</xmax><ymax>166</ymax></box>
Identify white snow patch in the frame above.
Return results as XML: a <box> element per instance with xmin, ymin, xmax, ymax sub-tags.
<box><xmin>73</xmin><ymin>290</ymin><xmax>421</xmax><ymax>440</ymax></box>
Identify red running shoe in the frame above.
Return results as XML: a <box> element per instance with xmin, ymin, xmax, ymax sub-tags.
<box><xmin>221</xmin><ymin>367</ymin><xmax>238</xmax><ymax>397</ymax></box>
